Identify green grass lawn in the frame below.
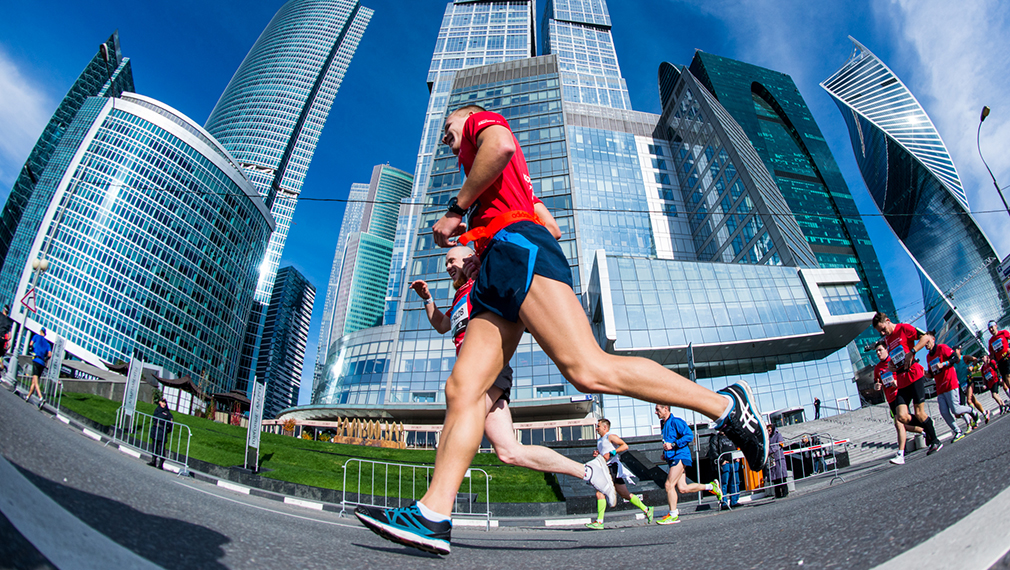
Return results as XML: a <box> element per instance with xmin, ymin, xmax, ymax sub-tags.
<box><xmin>58</xmin><ymin>391</ymin><xmax>561</xmax><ymax>503</ymax></box>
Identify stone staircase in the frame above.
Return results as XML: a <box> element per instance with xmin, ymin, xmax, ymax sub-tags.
<box><xmin>777</xmin><ymin>395</ymin><xmax>1000</xmax><ymax>466</ymax></box>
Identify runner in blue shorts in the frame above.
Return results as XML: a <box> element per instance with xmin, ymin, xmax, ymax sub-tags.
<box><xmin>355</xmin><ymin>104</ymin><xmax>768</xmax><ymax>556</ymax></box>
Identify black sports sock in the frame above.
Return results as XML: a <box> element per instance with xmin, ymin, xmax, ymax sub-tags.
<box><xmin>922</xmin><ymin>417</ymin><xmax>937</xmax><ymax>445</ymax></box>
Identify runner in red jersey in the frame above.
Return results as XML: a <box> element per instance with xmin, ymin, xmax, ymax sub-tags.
<box><xmin>406</xmin><ymin>245</ymin><xmax>616</xmax><ymax>507</ymax></box>
<box><xmin>923</xmin><ymin>332</ymin><xmax>979</xmax><ymax>442</ymax></box>
<box><xmin>979</xmin><ymin>355</ymin><xmax>1007</xmax><ymax>413</ymax></box>
<box><xmin>872</xmin><ymin>312</ymin><xmax>941</xmax><ymax>455</ymax></box>
<box><xmin>872</xmin><ymin>341</ymin><xmax>922</xmax><ymax>465</ymax></box>
<box><xmin>357</xmin><ymin>104</ymin><xmax>769</xmax><ymax>555</ymax></box>
<box><xmin>987</xmin><ymin>320</ymin><xmax>1010</xmax><ymax>402</ymax></box>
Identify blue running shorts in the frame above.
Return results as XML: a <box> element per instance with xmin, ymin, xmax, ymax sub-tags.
<box><xmin>470</xmin><ymin>221</ymin><xmax>572</xmax><ymax>323</ymax></box>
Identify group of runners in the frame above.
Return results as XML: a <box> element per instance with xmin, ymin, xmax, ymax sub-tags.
<box><xmin>872</xmin><ymin>314</ymin><xmax>1010</xmax><ymax>465</ymax></box>
<box><xmin>354</xmin><ymin>105</ymin><xmax>768</xmax><ymax>555</ymax></box>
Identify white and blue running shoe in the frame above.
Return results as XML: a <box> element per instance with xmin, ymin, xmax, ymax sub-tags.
<box><xmin>355</xmin><ymin>502</ymin><xmax>452</xmax><ymax>555</ymax></box>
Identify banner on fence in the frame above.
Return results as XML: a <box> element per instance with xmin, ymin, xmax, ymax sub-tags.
<box><xmin>245</xmin><ymin>379</ymin><xmax>265</xmax><ymax>470</ymax></box>
<box><xmin>123</xmin><ymin>356</ymin><xmax>143</xmax><ymax>419</ymax></box>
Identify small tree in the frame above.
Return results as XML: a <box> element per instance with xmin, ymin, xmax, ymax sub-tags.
<box><xmin>282</xmin><ymin>418</ymin><xmax>296</xmax><ymax>436</ymax></box>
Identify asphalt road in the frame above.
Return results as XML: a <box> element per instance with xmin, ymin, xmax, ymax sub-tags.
<box><xmin>2</xmin><ymin>386</ymin><xmax>1009</xmax><ymax>569</ymax></box>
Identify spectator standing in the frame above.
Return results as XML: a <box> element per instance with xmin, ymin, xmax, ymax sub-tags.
<box><xmin>708</xmin><ymin>430</ymin><xmax>740</xmax><ymax>509</ymax></box>
<box><xmin>148</xmin><ymin>396</ymin><xmax>174</xmax><ymax>469</ymax></box>
<box><xmin>766</xmin><ymin>424</ymin><xmax>788</xmax><ymax>498</ymax></box>
<box><xmin>814</xmin><ymin>397</ymin><xmax>821</xmax><ymax>420</ymax></box>
<box><xmin>24</xmin><ymin>327</ymin><xmax>51</xmax><ymax>410</ymax></box>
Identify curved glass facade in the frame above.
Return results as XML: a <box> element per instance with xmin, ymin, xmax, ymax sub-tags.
<box><xmin>0</xmin><ymin>93</ymin><xmax>273</xmax><ymax>394</ymax></box>
<box><xmin>822</xmin><ymin>38</ymin><xmax>1010</xmax><ymax>348</ymax></box>
<box><xmin>205</xmin><ymin>0</ymin><xmax>373</xmax><ymax>302</ymax></box>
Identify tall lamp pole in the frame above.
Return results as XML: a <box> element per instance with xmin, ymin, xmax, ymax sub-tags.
<box><xmin>977</xmin><ymin>106</ymin><xmax>1010</xmax><ymax>221</ymax></box>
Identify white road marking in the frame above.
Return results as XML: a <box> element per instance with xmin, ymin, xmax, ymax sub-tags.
<box><xmin>545</xmin><ymin>518</ymin><xmax>591</xmax><ymax>527</ymax></box>
<box><xmin>82</xmin><ymin>428</ymin><xmax>103</xmax><ymax>441</ymax></box>
<box><xmin>874</xmin><ymin>479</ymin><xmax>1010</xmax><ymax>569</ymax></box>
<box><xmin>173</xmin><ymin>480</ymin><xmax>364</xmax><ymax>530</ymax></box>
<box><xmin>284</xmin><ymin>497</ymin><xmax>324</xmax><ymax>510</ymax></box>
<box><xmin>216</xmin><ymin>480</ymin><xmax>251</xmax><ymax>495</ymax></box>
<box><xmin>56</xmin><ymin>414</ymin><xmax>69</xmax><ymax>424</ymax></box>
<box><xmin>118</xmin><ymin>446</ymin><xmax>141</xmax><ymax>459</ymax></box>
<box><xmin>453</xmin><ymin>518</ymin><xmax>498</xmax><ymax>528</ymax></box>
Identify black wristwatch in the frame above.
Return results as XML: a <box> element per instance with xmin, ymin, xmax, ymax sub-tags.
<box><xmin>447</xmin><ymin>197</ymin><xmax>467</xmax><ymax>217</ymax></box>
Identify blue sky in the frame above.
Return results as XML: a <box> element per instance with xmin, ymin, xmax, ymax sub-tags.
<box><xmin>1</xmin><ymin>1</ymin><xmax>1008</xmax><ymax>404</ymax></box>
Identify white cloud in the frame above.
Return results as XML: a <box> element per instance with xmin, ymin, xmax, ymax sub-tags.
<box><xmin>0</xmin><ymin>47</ymin><xmax>54</xmax><ymax>191</ymax></box>
<box><xmin>884</xmin><ymin>0</ymin><xmax>1010</xmax><ymax>259</ymax></box>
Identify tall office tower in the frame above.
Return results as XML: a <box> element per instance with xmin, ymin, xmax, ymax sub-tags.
<box><xmin>313</xmin><ymin>183</ymin><xmax>368</xmax><ymax>391</ymax></box>
<box><xmin>822</xmin><ymin>38</ymin><xmax>1010</xmax><ymax>349</ymax></box>
<box><xmin>326</xmin><ymin>165</ymin><xmax>412</xmax><ymax>343</ymax></box>
<box><xmin>258</xmin><ymin>266</ymin><xmax>315</xmax><ymax>419</ymax></box>
<box><xmin>0</xmin><ymin>93</ymin><xmax>273</xmax><ymax>394</ymax></box>
<box><xmin>204</xmin><ymin>0</ymin><xmax>372</xmax><ymax>391</ymax></box>
<box><xmin>383</xmin><ymin>0</ymin><xmax>536</xmax><ymax>326</ymax></box>
<box><xmin>687</xmin><ymin>51</ymin><xmax>897</xmax><ymax>369</ymax></box>
<box><xmin>540</xmin><ymin>0</ymin><xmax>631</xmax><ymax>109</ymax></box>
<box><xmin>0</xmin><ymin>32</ymin><xmax>134</xmax><ymax>278</ymax></box>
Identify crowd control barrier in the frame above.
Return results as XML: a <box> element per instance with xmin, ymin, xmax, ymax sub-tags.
<box><xmin>8</xmin><ymin>356</ymin><xmax>64</xmax><ymax>414</ymax></box>
<box><xmin>340</xmin><ymin>458</ymin><xmax>491</xmax><ymax>530</ymax></box>
<box><xmin>112</xmin><ymin>407</ymin><xmax>192</xmax><ymax>477</ymax></box>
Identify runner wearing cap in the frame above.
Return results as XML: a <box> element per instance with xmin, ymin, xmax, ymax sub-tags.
<box><xmin>872</xmin><ymin>313</ymin><xmax>941</xmax><ymax>455</ymax></box>
<box><xmin>355</xmin><ymin>104</ymin><xmax>767</xmax><ymax>555</ymax></box>
<box><xmin>24</xmin><ymin>327</ymin><xmax>51</xmax><ymax>410</ymax></box>
<box><xmin>872</xmin><ymin>340</ymin><xmax>922</xmax><ymax>465</ymax></box>
<box><xmin>922</xmin><ymin>332</ymin><xmax>979</xmax><ymax>442</ymax></box>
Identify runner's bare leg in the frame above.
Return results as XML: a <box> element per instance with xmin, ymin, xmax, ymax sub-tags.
<box><xmin>519</xmin><ymin>275</ymin><xmax>728</xmax><ymax>416</ymax></box>
<box><xmin>419</xmin><ymin>312</ymin><xmax>525</xmax><ymax>515</ymax></box>
<box><xmin>484</xmin><ymin>390</ymin><xmax>584</xmax><ymax>478</ymax></box>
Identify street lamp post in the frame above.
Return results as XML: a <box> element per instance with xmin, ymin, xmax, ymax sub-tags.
<box><xmin>977</xmin><ymin>105</ymin><xmax>1010</xmax><ymax>221</ymax></box>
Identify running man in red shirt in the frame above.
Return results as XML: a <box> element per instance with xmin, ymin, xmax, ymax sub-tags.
<box><xmin>356</xmin><ymin>105</ymin><xmax>768</xmax><ymax>555</ymax></box>
<box><xmin>871</xmin><ymin>312</ymin><xmax>941</xmax><ymax>455</ymax></box>
<box><xmin>923</xmin><ymin>331</ymin><xmax>979</xmax><ymax>442</ymax></box>
<box><xmin>409</xmin><ymin>243</ymin><xmax>617</xmax><ymax>505</ymax></box>
<box><xmin>872</xmin><ymin>340</ymin><xmax>923</xmax><ymax>465</ymax></box>
<box><xmin>987</xmin><ymin>320</ymin><xmax>1010</xmax><ymax>408</ymax></box>
<box><xmin>979</xmin><ymin>355</ymin><xmax>1006</xmax><ymax>413</ymax></box>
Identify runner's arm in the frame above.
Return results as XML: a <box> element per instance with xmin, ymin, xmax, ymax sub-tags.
<box><xmin>607</xmin><ymin>433</ymin><xmax>629</xmax><ymax>458</ymax></box>
<box><xmin>410</xmin><ymin>280</ymin><xmax>450</xmax><ymax>334</ymax></box>
<box><xmin>533</xmin><ymin>201</ymin><xmax>562</xmax><ymax>240</ymax></box>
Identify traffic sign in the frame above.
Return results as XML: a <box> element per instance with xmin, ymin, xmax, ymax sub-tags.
<box><xmin>20</xmin><ymin>288</ymin><xmax>36</xmax><ymax>313</ymax></box>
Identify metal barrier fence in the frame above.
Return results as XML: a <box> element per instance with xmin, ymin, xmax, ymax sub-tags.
<box><xmin>716</xmin><ymin>432</ymin><xmax>847</xmax><ymax>510</ymax></box>
<box><xmin>6</xmin><ymin>356</ymin><xmax>64</xmax><ymax>414</ymax></box>
<box><xmin>340</xmin><ymin>458</ymin><xmax>491</xmax><ymax>530</ymax></box>
<box><xmin>112</xmin><ymin>407</ymin><xmax>192</xmax><ymax>477</ymax></box>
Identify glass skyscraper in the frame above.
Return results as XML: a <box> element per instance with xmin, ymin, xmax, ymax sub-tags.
<box><xmin>822</xmin><ymin>38</ymin><xmax>1010</xmax><ymax>350</ymax></box>
<box><xmin>204</xmin><ymin>0</ymin><xmax>372</xmax><ymax>390</ymax></box>
<box><xmin>382</xmin><ymin>0</ymin><xmax>536</xmax><ymax>328</ymax></box>
<box><xmin>0</xmin><ymin>92</ymin><xmax>273</xmax><ymax>394</ymax></box>
<box><xmin>0</xmin><ymin>32</ymin><xmax>134</xmax><ymax>280</ymax></box>
<box><xmin>313</xmin><ymin>182</ymin><xmax>368</xmax><ymax>390</ymax></box>
<box><xmin>284</xmin><ymin>1</ymin><xmax>874</xmax><ymax>438</ymax></box>
<box><xmin>686</xmin><ymin>51</ymin><xmax>897</xmax><ymax>369</ymax></box>
<box><xmin>259</xmin><ymin>266</ymin><xmax>315</xmax><ymax>419</ymax></box>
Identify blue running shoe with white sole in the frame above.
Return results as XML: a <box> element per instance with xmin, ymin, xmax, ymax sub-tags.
<box><xmin>355</xmin><ymin>502</ymin><xmax>452</xmax><ymax>555</ymax></box>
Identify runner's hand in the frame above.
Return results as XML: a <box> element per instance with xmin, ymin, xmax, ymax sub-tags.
<box><xmin>433</xmin><ymin>213</ymin><xmax>465</xmax><ymax>247</ymax></box>
<box><xmin>873</xmin><ymin>382</ymin><xmax>882</xmax><ymax>391</ymax></box>
<box><xmin>409</xmin><ymin>280</ymin><xmax>430</xmax><ymax>300</ymax></box>
<box><xmin>462</xmin><ymin>255</ymin><xmax>481</xmax><ymax>280</ymax></box>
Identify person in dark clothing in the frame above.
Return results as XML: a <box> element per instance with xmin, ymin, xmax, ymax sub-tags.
<box><xmin>148</xmin><ymin>397</ymin><xmax>174</xmax><ymax>469</ymax></box>
<box><xmin>25</xmin><ymin>327</ymin><xmax>51</xmax><ymax>409</ymax></box>
<box><xmin>0</xmin><ymin>305</ymin><xmax>13</xmax><ymax>357</ymax></box>
<box><xmin>766</xmin><ymin>423</ymin><xmax>788</xmax><ymax>498</ymax></box>
<box><xmin>708</xmin><ymin>430</ymin><xmax>740</xmax><ymax>509</ymax></box>
<box><xmin>814</xmin><ymin>398</ymin><xmax>821</xmax><ymax>420</ymax></box>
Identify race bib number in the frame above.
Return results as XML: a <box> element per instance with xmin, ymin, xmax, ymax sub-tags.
<box><xmin>928</xmin><ymin>357</ymin><xmax>940</xmax><ymax>374</ymax></box>
<box><xmin>889</xmin><ymin>345</ymin><xmax>906</xmax><ymax>367</ymax></box>
<box><xmin>984</xmin><ymin>369</ymin><xmax>994</xmax><ymax>382</ymax></box>
<box><xmin>450</xmin><ymin>297</ymin><xmax>470</xmax><ymax>339</ymax></box>
<box><xmin>995</xmin><ymin>338</ymin><xmax>1006</xmax><ymax>355</ymax></box>
<box><xmin>880</xmin><ymin>370</ymin><xmax>896</xmax><ymax>388</ymax></box>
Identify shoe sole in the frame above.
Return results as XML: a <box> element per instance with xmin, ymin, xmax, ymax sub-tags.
<box><xmin>656</xmin><ymin>519</ymin><xmax>680</xmax><ymax>525</ymax></box>
<box><xmin>354</xmin><ymin>511</ymin><xmax>450</xmax><ymax>555</ymax></box>
<box><xmin>587</xmin><ymin>455</ymin><xmax>617</xmax><ymax>507</ymax></box>
<box><xmin>726</xmin><ymin>381</ymin><xmax>770</xmax><ymax>470</ymax></box>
